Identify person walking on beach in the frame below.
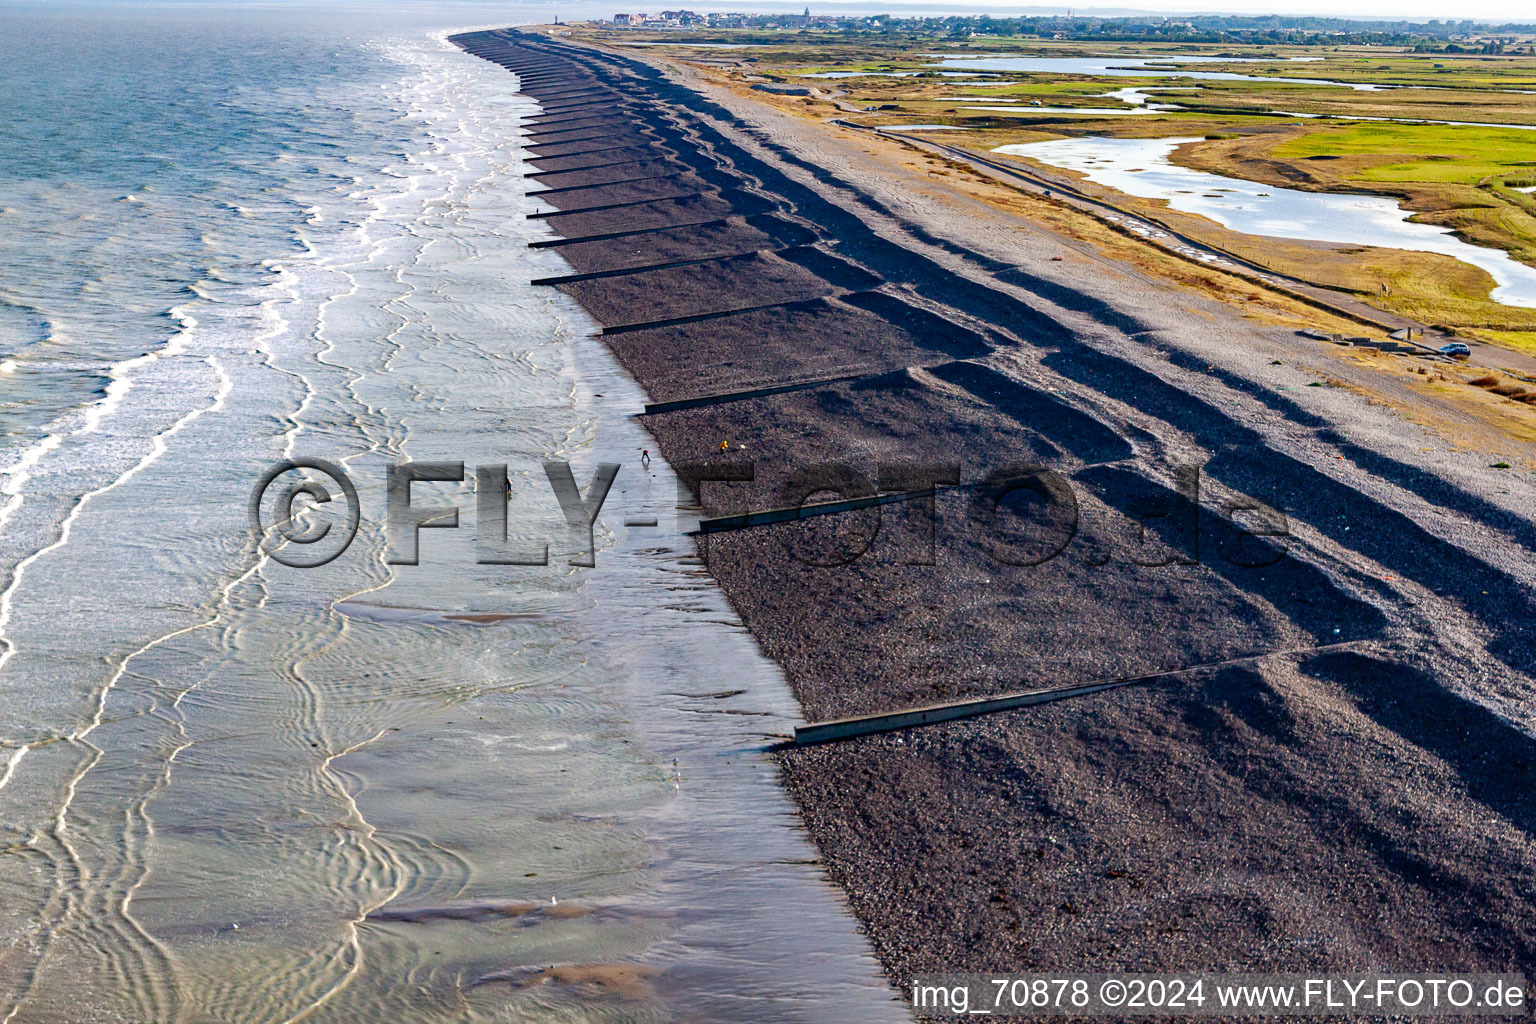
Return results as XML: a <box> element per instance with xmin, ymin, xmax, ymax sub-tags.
<box><xmin>641</xmin><ymin>449</ymin><xmax>650</xmax><ymax>467</ymax></box>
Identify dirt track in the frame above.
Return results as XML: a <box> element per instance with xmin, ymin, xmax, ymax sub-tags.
<box><xmin>456</xmin><ymin>28</ymin><xmax>1536</xmax><ymax>1007</ymax></box>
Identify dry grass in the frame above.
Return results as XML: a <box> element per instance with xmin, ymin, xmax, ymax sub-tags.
<box><xmin>1464</xmin><ymin>329</ymin><xmax>1536</xmax><ymax>357</ymax></box>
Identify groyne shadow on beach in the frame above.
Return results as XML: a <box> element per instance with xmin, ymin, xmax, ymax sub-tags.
<box><xmin>452</xmin><ymin>25</ymin><xmax>1536</xmax><ymax>1000</ymax></box>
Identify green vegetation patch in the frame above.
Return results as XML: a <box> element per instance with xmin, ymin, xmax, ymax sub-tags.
<box><xmin>1273</xmin><ymin>123</ymin><xmax>1536</xmax><ymax>184</ymax></box>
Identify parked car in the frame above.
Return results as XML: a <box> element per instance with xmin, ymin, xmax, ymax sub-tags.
<box><xmin>1439</xmin><ymin>342</ymin><xmax>1471</xmax><ymax>357</ymax></box>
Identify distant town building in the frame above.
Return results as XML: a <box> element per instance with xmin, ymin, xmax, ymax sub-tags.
<box><xmin>593</xmin><ymin>8</ymin><xmax>1510</xmax><ymax>44</ymax></box>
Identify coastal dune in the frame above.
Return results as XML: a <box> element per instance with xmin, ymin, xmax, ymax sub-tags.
<box><xmin>457</xmin><ymin>27</ymin><xmax>1536</xmax><ymax>995</ymax></box>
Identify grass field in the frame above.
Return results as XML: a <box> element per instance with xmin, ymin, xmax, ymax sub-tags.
<box><xmin>1273</xmin><ymin>123</ymin><xmax>1536</xmax><ymax>182</ymax></box>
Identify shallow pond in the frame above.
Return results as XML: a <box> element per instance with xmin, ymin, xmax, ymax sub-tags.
<box><xmin>931</xmin><ymin>55</ymin><xmax>1387</xmax><ymax>91</ymax></box>
<box><xmin>962</xmin><ymin>104</ymin><xmax>1165</xmax><ymax>115</ymax></box>
<box><xmin>994</xmin><ymin>135</ymin><xmax>1536</xmax><ymax>307</ymax></box>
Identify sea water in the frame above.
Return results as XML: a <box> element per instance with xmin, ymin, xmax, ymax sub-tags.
<box><xmin>0</xmin><ymin>4</ymin><xmax>900</xmax><ymax>1021</ymax></box>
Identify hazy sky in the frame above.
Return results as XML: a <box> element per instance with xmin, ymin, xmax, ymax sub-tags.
<box><xmin>12</xmin><ymin>0</ymin><xmax>1531</xmax><ymax>26</ymax></box>
<box><xmin>640</xmin><ymin>0</ymin><xmax>1536</xmax><ymax>23</ymax></box>
<box><xmin>1063</xmin><ymin>0</ymin><xmax>1531</xmax><ymax>19</ymax></box>
<box><xmin>891</xmin><ymin>0</ymin><xmax>1534</xmax><ymax>19</ymax></box>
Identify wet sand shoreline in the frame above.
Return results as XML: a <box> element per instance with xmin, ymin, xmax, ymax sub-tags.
<box><xmin>455</xmin><ymin>26</ymin><xmax>1536</xmax><ymax>1009</ymax></box>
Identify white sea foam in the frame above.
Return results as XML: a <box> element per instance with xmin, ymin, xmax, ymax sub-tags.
<box><xmin>0</xmin><ymin>16</ymin><xmax>897</xmax><ymax>1023</ymax></box>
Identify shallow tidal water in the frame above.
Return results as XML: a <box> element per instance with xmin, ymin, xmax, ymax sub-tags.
<box><xmin>0</xmin><ymin>5</ymin><xmax>901</xmax><ymax>1021</ymax></box>
<box><xmin>995</xmin><ymin>135</ymin><xmax>1536</xmax><ymax>308</ymax></box>
<box><xmin>927</xmin><ymin>53</ymin><xmax>1388</xmax><ymax>90</ymax></box>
